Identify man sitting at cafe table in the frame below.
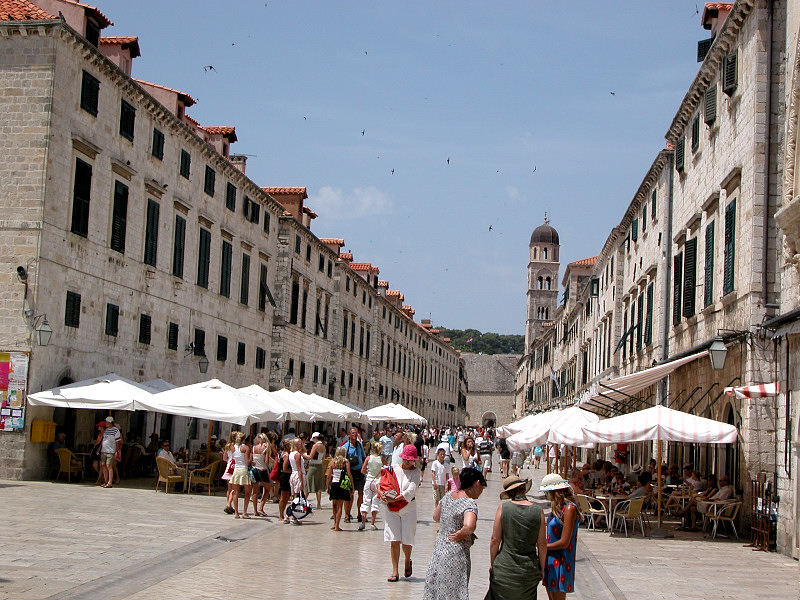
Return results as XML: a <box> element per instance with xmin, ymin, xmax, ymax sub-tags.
<box><xmin>156</xmin><ymin>440</ymin><xmax>185</xmax><ymax>477</ymax></box>
<box><xmin>677</xmin><ymin>475</ymin><xmax>734</xmax><ymax>531</ymax></box>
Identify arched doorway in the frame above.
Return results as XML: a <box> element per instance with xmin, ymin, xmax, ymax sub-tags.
<box><xmin>722</xmin><ymin>403</ymin><xmax>740</xmax><ymax>490</ymax></box>
<box><xmin>482</xmin><ymin>411</ymin><xmax>497</xmax><ymax>428</ymax></box>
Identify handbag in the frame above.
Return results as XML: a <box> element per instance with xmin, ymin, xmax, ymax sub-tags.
<box><xmin>379</xmin><ymin>466</ymin><xmax>408</xmax><ymax>512</ymax></box>
<box><xmin>286</xmin><ymin>491</ymin><xmax>313</xmax><ymax>520</ymax></box>
<box><xmin>221</xmin><ymin>457</ymin><xmax>235</xmax><ymax>481</ymax></box>
<box><xmin>269</xmin><ymin>458</ymin><xmax>280</xmax><ymax>481</ymax></box>
<box><xmin>248</xmin><ymin>466</ymin><xmax>258</xmax><ymax>483</ymax></box>
<box><xmin>340</xmin><ymin>470</ymin><xmax>353</xmax><ymax>491</ymax></box>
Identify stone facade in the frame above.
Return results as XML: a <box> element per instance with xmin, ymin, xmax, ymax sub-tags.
<box><xmin>516</xmin><ymin>0</ymin><xmax>800</xmax><ymax>557</ymax></box>
<box><xmin>462</xmin><ymin>353</ymin><xmax>519</xmax><ymax>428</ymax></box>
<box><xmin>0</xmin><ymin>5</ymin><xmax>464</xmax><ymax>480</ymax></box>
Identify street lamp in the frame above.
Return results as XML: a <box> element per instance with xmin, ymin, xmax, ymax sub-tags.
<box><xmin>283</xmin><ymin>372</ymin><xmax>293</xmax><ymax>388</ymax></box>
<box><xmin>34</xmin><ymin>315</ymin><xmax>52</xmax><ymax>347</ymax></box>
<box><xmin>708</xmin><ymin>336</ymin><xmax>728</xmax><ymax>371</ymax></box>
<box><xmin>340</xmin><ymin>380</ymin><xmax>347</xmax><ymax>398</ymax></box>
<box><xmin>198</xmin><ymin>355</ymin><xmax>209</xmax><ymax>374</ymax></box>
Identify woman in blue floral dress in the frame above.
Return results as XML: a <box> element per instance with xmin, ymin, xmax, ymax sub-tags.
<box><xmin>540</xmin><ymin>473</ymin><xmax>579</xmax><ymax>599</ymax></box>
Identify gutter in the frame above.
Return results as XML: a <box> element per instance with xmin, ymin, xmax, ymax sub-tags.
<box><xmin>659</xmin><ymin>152</ymin><xmax>676</xmax><ymax>406</ymax></box>
<box><xmin>761</xmin><ymin>0</ymin><xmax>775</xmax><ymax>310</ymax></box>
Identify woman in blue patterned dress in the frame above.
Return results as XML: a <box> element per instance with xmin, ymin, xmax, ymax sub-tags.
<box><xmin>540</xmin><ymin>473</ymin><xmax>579</xmax><ymax>599</ymax></box>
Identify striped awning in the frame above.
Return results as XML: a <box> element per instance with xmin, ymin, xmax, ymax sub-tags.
<box><xmin>724</xmin><ymin>382</ymin><xmax>780</xmax><ymax>400</ymax></box>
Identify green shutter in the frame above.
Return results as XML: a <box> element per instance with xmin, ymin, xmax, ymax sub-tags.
<box><xmin>220</xmin><ymin>241</ymin><xmax>232</xmax><ymax>297</ymax></box>
<box><xmin>723</xmin><ymin>52</ymin><xmax>737</xmax><ymax>96</ymax></box>
<box><xmin>636</xmin><ymin>294</ymin><xmax>644</xmax><ymax>350</ymax></box>
<box><xmin>645</xmin><ymin>282</ymin><xmax>654</xmax><ymax>345</ymax></box>
<box><xmin>71</xmin><ymin>158</ymin><xmax>92</xmax><ymax>237</ymax></box>
<box><xmin>167</xmin><ymin>322</ymin><xmax>179</xmax><ymax>350</ymax></box>
<box><xmin>723</xmin><ymin>199</ymin><xmax>736</xmax><ymax>295</ymax></box>
<box><xmin>641</xmin><ymin>203</ymin><xmax>647</xmax><ymax>231</ymax></box>
<box><xmin>143</xmin><ymin>199</ymin><xmax>159</xmax><ymax>266</ymax></box>
<box><xmin>691</xmin><ymin>115</ymin><xmax>700</xmax><ymax>152</ymax></box>
<box><xmin>683</xmin><ymin>238</ymin><xmax>697</xmax><ymax>317</ymax></box>
<box><xmin>80</xmin><ymin>71</ymin><xmax>99</xmax><ymax>116</ymax></box>
<box><xmin>172</xmin><ymin>215</ymin><xmax>186</xmax><ymax>278</ymax></box>
<box><xmin>704</xmin><ymin>221</ymin><xmax>715</xmax><ymax>307</ymax></box>
<box><xmin>225</xmin><ymin>183</ymin><xmax>236</xmax><ymax>211</ymax></box>
<box><xmin>105</xmin><ymin>303</ymin><xmax>119</xmax><ymax>336</ymax></box>
<box><xmin>110</xmin><ymin>181</ymin><xmax>128</xmax><ymax>253</ymax></box>
<box><xmin>673</xmin><ymin>252</ymin><xmax>683</xmax><ymax>326</ymax></box>
<box><xmin>704</xmin><ymin>86</ymin><xmax>717</xmax><ymax>125</ymax></box>
<box><xmin>697</xmin><ymin>38</ymin><xmax>713</xmax><ymax>62</ymax></box>
<box><xmin>632</xmin><ymin>219</ymin><xmax>639</xmax><ymax>242</ymax></box>
<box><xmin>197</xmin><ymin>228</ymin><xmax>211</xmax><ymax>288</ymax></box>
<box><xmin>651</xmin><ymin>189</ymin><xmax>657</xmax><ymax>221</ymax></box>
<box><xmin>240</xmin><ymin>253</ymin><xmax>250</xmax><ymax>305</ymax></box>
<box><xmin>138</xmin><ymin>314</ymin><xmax>151</xmax><ymax>344</ymax></box>
<box><xmin>675</xmin><ymin>138</ymin><xmax>685</xmax><ymax>172</ymax></box>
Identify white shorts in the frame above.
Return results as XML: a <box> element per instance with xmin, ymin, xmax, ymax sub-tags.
<box><xmin>360</xmin><ymin>479</ymin><xmax>380</xmax><ymax>513</ymax></box>
<box><xmin>289</xmin><ymin>472</ymin><xmax>303</xmax><ymax>495</ymax></box>
<box><xmin>383</xmin><ymin>501</ymin><xmax>417</xmax><ymax>546</ymax></box>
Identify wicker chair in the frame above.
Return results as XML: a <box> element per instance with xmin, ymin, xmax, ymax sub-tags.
<box><xmin>188</xmin><ymin>459</ymin><xmax>222</xmax><ymax>495</ymax></box>
<box><xmin>55</xmin><ymin>448</ymin><xmax>84</xmax><ymax>483</ymax></box>
<box><xmin>155</xmin><ymin>456</ymin><xmax>183</xmax><ymax>493</ymax></box>
<box><xmin>576</xmin><ymin>494</ymin><xmax>606</xmax><ymax>531</ymax></box>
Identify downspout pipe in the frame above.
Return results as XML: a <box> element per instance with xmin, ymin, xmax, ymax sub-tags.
<box><xmin>761</xmin><ymin>0</ymin><xmax>774</xmax><ymax>311</ymax></box>
<box><xmin>659</xmin><ymin>152</ymin><xmax>675</xmax><ymax>407</ymax></box>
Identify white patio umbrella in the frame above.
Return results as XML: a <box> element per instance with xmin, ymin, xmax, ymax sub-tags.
<box><xmin>140</xmin><ymin>378</ymin><xmax>176</xmax><ymax>393</ymax></box>
<box><xmin>363</xmin><ymin>402</ymin><xmax>427</xmax><ymax>425</ymax></box>
<box><xmin>504</xmin><ymin>409</ymin><xmax>564</xmax><ymax>451</ymax></box>
<box><xmin>496</xmin><ymin>411</ymin><xmax>553</xmax><ymax>438</ymax></box>
<box><xmin>293</xmin><ymin>390</ymin><xmax>367</xmax><ymax>423</ymax></box>
<box><xmin>581</xmin><ymin>404</ymin><xmax>739</xmax><ymax>530</ymax></box>
<box><xmin>268</xmin><ymin>388</ymin><xmax>343</xmax><ymax>422</ymax></box>
<box><xmin>142</xmin><ymin>379</ymin><xmax>283</xmax><ymax>426</ymax></box>
<box><xmin>506</xmin><ymin>407</ymin><xmax>598</xmax><ymax>451</ymax></box>
<box><xmin>28</xmin><ymin>373</ymin><xmax>154</xmax><ymax>411</ymax></box>
<box><xmin>239</xmin><ymin>385</ymin><xmax>314</xmax><ymax>422</ymax></box>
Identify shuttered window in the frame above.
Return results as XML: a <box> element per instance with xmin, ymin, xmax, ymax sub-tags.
<box><xmin>258</xmin><ymin>264</ymin><xmax>268</xmax><ymax>311</ymax></box>
<box><xmin>263</xmin><ymin>211</ymin><xmax>270</xmax><ymax>234</ymax></box>
<box><xmin>71</xmin><ymin>158</ymin><xmax>92</xmax><ymax>237</ymax></box>
<box><xmin>80</xmin><ymin>71</ymin><xmax>99</xmax><ymax>116</ymax></box>
<box><xmin>645</xmin><ymin>282</ymin><xmax>654</xmax><ymax>345</ymax></box>
<box><xmin>138</xmin><ymin>314</ymin><xmax>151</xmax><ymax>345</ymax></box>
<box><xmin>636</xmin><ymin>294</ymin><xmax>644</xmax><ymax>350</ymax></box>
<box><xmin>110</xmin><ymin>181</ymin><xmax>128</xmax><ymax>254</ymax></box>
<box><xmin>240</xmin><ymin>253</ymin><xmax>250</xmax><ymax>305</ymax></box>
<box><xmin>621</xmin><ymin>310</ymin><xmax>628</xmax><ymax>359</ymax></box>
<box><xmin>167</xmin><ymin>322</ymin><xmax>179</xmax><ymax>351</ymax></box>
<box><xmin>723</xmin><ymin>199</ymin><xmax>736</xmax><ymax>295</ymax></box>
<box><xmin>237</xmin><ymin>342</ymin><xmax>246</xmax><ymax>365</ymax></box>
<box><xmin>219</xmin><ymin>241</ymin><xmax>232</xmax><ymax>298</ymax></box>
<box><xmin>256</xmin><ymin>347</ymin><xmax>266</xmax><ymax>369</ymax></box>
<box><xmin>197</xmin><ymin>228</ymin><xmax>211</xmax><ymax>288</ymax></box>
<box><xmin>290</xmin><ymin>280</ymin><xmax>300</xmax><ymax>324</ymax></box>
<box><xmin>704</xmin><ymin>222</ymin><xmax>715</xmax><ymax>307</ymax></box>
<box><xmin>675</xmin><ymin>138</ymin><xmax>685</xmax><ymax>172</ymax></box>
<box><xmin>722</xmin><ymin>52</ymin><xmax>737</xmax><ymax>96</ymax></box>
<box><xmin>691</xmin><ymin>115</ymin><xmax>700</xmax><ymax>152</ymax></box>
<box><xmin>673</xmin><ymin>252</ymin><xmax>683</xmax><ymax>326</ymax></box>
<box><xmin>651</xmin><ymin>189</ymin><xmax>657</xmax><ymax>221</ymax></box>
<box><xmin>225</xmin><ymin>183</ymin><xmax>236</xmax><ymax>212</ymax></box>
<box><xmin>697</xmin><ymin>38</ymin><xmax>713</xmax><ymax>62</ymax></box>
<box><xmin>704</xmin><ymin>86</ymin><xmax>717</xmax><ymax>125</ymax></box>
<box><xmin>641</xmin><ymin>203</ymin><xmax>647</xmax><ymax>231</ymax></box>
<box><xmin>683</xmin><ymin>238</ymin><xmax>697</xmax><ymax>318</ymax></box>
<box><xmin>65</xmin><ymin>291</ymin><xmax>81</xmax><ymax>328</ymax></box>
<box><xmin>217</xmin><ymin>335</ymin><xmax>228</xmax><ymax>361</ymax></box>
<box><xmin>194</xmin><ymin>328</ymin><xmax>206</xmax><ymax>356</ymax></box>
<box><xmin>143</xmin><ymin>199</ymin><xmax>159</xmax><ymax>267</ymax></box>
<box><xmin>631</xmin><ymin>219</ymin><xmax>638</xmax><ymax>242</ymax></box>
<box><xmin>105</xmin><ymin>303</ymin><xmax>119</xmax><ymax>337</ymax></box>
<box><xmin>151</xmin><ymin>128</ymin><xmax>164</xmax><ymax>160</ymax></box>
<box><xmin>119</xmin><ymin>99</ymin><xmax>135</xmax><ymax>140</ymax></box>
<box><xmin>179</xmin><ymin>149</ymin><xmax>191</xmax><ymax>179</ymax></box>
<box><xmin>172</xmin><ymin>215</ymin><xmax>186</xmax><ymax>278</ymax></box>
<box><xmin>204</xmin><ymin>166</ymin><xmax>215</xmax><ymax>197</ymax></box>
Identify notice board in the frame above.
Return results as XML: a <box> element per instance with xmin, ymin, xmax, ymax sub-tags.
<box><xmin>0</xmin><ymin>352</ymin><xmax>29</xmax><ymax>431</ymax></box>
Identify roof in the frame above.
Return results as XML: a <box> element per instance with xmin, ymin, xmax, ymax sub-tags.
<box><xmin>350</xmin><ymin>263</ymin><xmax>372</xmax><ymax>271</ymax></box>
<box><xmin>260</xmin><ymin>187</ymin><xmax>308</xmax><ymax>199</ymax></box>
<box><xmin>99</xmin><ymin>35</ymin><xmax>140</xmax><ymax>58</ymax></box>
<box><xmin>530</xmin><ymin>220</ymin><xmax>559</xmax><ymax>245</ymax></box>
<box><xmin>134</xmin><ymin>79</ymin><xmax>196</xmax><ymax>106</ymax></box>
<box><xmin>57</xmin><ymin>0</ymin><xmax>112</xmax><ymax>27</ymax></box>
<box><xmin>377</xmin><ymin>281</ymin><xmax>389</xmax><ymax>288</ymax></box>
<box><xmin>302</xmin><ymin>206</ymin><xmax>318</xmax><ymax>218</ymax></box>
<box><xmin>201</xmin><ymin>126</ymin><xmax>237</xmax><ymax>143</ymax></box>
<box><xmin>569</xmin><ymin>256</ymin><xmax>598</xmax><ymax>267</ymax></box>
<box><xmin>339</xmin><ymin>252</ymin><xmax>353</xmax><ymax>261</ymax></box>
<box><xmin>0</xmin><ymin>0</ymin><xmax>55</xmax><ymax>21</ymax></box>
<box><xmin>319</xmin><ymin>238</ymin><xmax>345</xmax><ymax>246</ymax></box>
<box><xmin>702</xmin><ymin>2</ymin><xmax>733</xmax><ymax>28</ymax></box>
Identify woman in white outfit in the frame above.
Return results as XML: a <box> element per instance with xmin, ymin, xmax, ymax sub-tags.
<box><xmin>287</xmin><ymin>438</ymin><xmax>307</xmax><ymax>524</ymax></box>
<box><xmin>381</xmin><ymin>443</ymin><xmax>421</xmax><ymax>582</ymax></box>
<box><xmin>228</xmin><ymin>431</ymin><xmax>252</xmax><ymax>518</ymax></box>
<box><xmin>359</xmin><ymin>441</ymin><xmax>383</xmax><ymax>530</ymax></box>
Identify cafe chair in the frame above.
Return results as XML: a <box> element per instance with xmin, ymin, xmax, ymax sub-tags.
<box><xmin>155</xmin><ymin>457</ymin><xmax>183</xmax><ymax>493</ymax></box>
<box><xmin>576</xmin><ymin>494</ymin><xmax>606</xmax><ymax>531</ymax></box>
<box><xmin>611</xmin><ymin>497</ymin><xmax>646</xmax><ymax>537</ymax></box>
<box><xmin>188</xmin><ymin>459</ymin><xmax>223</xmax><ymax>495</ymax></box>
<box><xmin>703</xmin><ymin>501</ymin><xmax>741</xmax><ymax>540</ymax></box>
<box><xmin>55</xmin><ymin>448</ymin><xmax>84</xmax><ymax>483</ymax></box>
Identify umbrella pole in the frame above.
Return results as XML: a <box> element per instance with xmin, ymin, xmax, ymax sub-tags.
<box><xmin>207</xmin><ymin>421</ymin><xmax>214</xmax><ymax>466</ymax></box>
<box><xmin>649</xmin><ymin>436</ymin><xmax>673</xmax><ymax>538</ymax></box>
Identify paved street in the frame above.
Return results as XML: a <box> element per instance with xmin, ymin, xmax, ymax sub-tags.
<box><xmin>2</xmin><ymin>463</ymin><xmax>798</xmax><ymax>600</ymax></box>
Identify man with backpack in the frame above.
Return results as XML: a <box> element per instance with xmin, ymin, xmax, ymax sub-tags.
<box><xmin>342</xmin><ymin>427</ymin><xmax>366</xmax><ymax>523</ymax></box>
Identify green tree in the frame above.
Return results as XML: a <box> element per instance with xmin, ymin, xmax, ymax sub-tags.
<box><xmin>437</xmin><ymin>327</ymin><xmax>524</xmax><ymax>355</ymax></box>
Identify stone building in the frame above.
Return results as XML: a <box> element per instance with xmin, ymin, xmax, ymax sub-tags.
<box><xmin>516</xmin><ymin>0</ymin><xmax>800</xmax><ymax>557</ymax></box>
<box><xmin>461</xmin><ymin>353</ymin><xmax>520</xmax><ymax>428</ymax></box>
<box><xmin>0</xmin><ymin>0</ymin><xmax>464</xmax><ymax>479</ymax></box>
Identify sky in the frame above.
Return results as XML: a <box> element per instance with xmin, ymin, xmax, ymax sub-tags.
<box><xmin>95</xmin><ymin>1</ymin><xmax>710</xmax><ymax>335</ymax></box>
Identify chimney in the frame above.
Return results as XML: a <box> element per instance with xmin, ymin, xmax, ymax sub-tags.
<box><xmin>702</xmin><ymin>2</ymin><xmax>733</xmax><ymax>38</ymax></box>
<box><xmin>230</xmin><ymin>154</ymin><xmax>247</xmax><ymax>175</ymax></box>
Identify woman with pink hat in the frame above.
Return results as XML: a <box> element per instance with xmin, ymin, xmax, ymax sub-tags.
<box><xmin>380</xmin><ymin>443</ymin><xmax>421</xmax><ymax>582</ymax></box>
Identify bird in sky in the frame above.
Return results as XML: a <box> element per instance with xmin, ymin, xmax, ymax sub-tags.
<box><xmin>203</xmin><ymin>65</ymin><xmax>216</xmax><ymax>72</ymax></box>
<box><xmin>610</xmin><ymin>91</ymin><xmax>616</xmax><ymax>96</ymax></box>
<box><xmin>533</xmin><ymin>166</ymin><xmax>537</xmax><ymax>173</ymax></box>
<box><xmin>446</xmin><ymin>157</ymin><xmax>450</xmax><ymax>165</ymax></box>
<box><xmin>391</xmin><ymin>168</ymin><xmax>395</xmax><ymax>175</ymax></box>
<box><xmin>361</xmin><ymin>129</ymin><xmax>365</xmax><ymax>136</ymax></box>
<box><xmin>488</xmin><ymin>225</ymin><xmax>493</xmax><ymax>232</ymax></box>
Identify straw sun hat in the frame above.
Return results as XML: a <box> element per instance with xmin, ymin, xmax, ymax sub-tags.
<box><xmin>539</xmin><ymin>473</ymin><xmax>571</xmax><ymax>492</ymax></box>
<box><xmin>500</xmin><ymin>475</ymin><xmax>532</xmax><ymax>499</ymax></box>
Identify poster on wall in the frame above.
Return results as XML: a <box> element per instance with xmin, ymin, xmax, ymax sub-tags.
<box><xmin>0</xmin><ymin>352</ymin><xmax>29</xmax><ymax>431</ymax></box>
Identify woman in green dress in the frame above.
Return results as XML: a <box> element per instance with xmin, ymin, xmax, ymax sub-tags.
<box><xmin>485</xmin><ymin>476</ymin><xmax>547</xmax><ymax>600</ymax></box>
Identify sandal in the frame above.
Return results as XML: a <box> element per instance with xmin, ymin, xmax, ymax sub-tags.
<box><xmin>404</xmin><ymin>561</ymin><xmax>412</xmax><ymax>578</ymax></box>
<box><xmin>387</xmin><ymin>575</ymin><xmax>399</xmax><ymax>582</ymax></box>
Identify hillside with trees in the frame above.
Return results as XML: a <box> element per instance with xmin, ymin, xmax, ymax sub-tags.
<box><xmin>438</xmin><ymin>328</ymin><xmax>524</xmax><ymax>355</ymax></box>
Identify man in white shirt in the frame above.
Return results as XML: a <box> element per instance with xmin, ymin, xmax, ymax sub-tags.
<box><xmin>456</xmin><ymin>427</ymin><xmax>465</xmax><ymax>451</ymax></box>
<box><xmin>430</xmin><ymin>448</ymin><xmax>448</xmax><ymax>505</ymax></box>
<box><xmin>100</xmin><ymin>416</ymin><xmax>121</xmax><ymax>488</ymax></box>
<box><xmin>156</xmin><ymin>440</ymin><xmax>185</xmax><ymax>477</ymax></box>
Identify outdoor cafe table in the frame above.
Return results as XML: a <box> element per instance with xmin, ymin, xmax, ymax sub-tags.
<box><xmin>176</xmin><ymin>460</ymin><xmax>202</xmax><ymax>492</ymax></box>
<box><xmin>595</xmin><ymin>494</ymin><xmax>628</xmax><ymax>534</ymax></box>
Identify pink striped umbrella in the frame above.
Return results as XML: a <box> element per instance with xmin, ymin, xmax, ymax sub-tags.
<box><xmin>724</xmin><ymin>382</ymin><xmax>780</xmax><ymax>400</ymax></box>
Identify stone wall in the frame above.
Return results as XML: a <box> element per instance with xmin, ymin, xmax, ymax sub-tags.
<box><xmin>463</xmin><ymin>353</ymin><xmax>520</xmax><ymax>427</ymax></box>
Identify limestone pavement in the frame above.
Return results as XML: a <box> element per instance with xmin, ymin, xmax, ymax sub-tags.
<box><xmin>1</xmin><ymin>462</ymin><xmax>798</xmax><ymax>600</ymax></box>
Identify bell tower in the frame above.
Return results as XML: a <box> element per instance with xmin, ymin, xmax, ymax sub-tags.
<box><xmin>525</xmin><ymin>216</ymin><xmax>560</xmax><ymax>349</ymax></box>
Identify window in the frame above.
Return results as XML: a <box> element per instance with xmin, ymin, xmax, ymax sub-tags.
<box><xmin>167</xmin><ymin>322</ymin><xmax>179</xmax><ymax>350</ymax></box>
<box><xmin>641</xmin><ymin>203</ymin><xmax>647</xmax><ymax>231</ymax></box>
<box><xmin>204</xmin><ymin>166</ymin><xmax>215</xmax><ymax>197</ymax></box>
<box><xmin>645</xmin><ymin>282</ymin><xmax>654</xmax><ymax>346</ymax></box>
<box><xmin>305</xmin><ymin>244</ymin><xmax>311</xmax><ymax>262</ymax></box>
<box><xmin>243</xmin><ymin>196</ymin><xmax>260</xmax><ymax>224</ymax></box>
<box><xmin>71</xmin><ymin>158</ymin><xmax>92</xmax><ymax>237</ymax></box>
<box><xmin>217</xmin><ymin>335</ymin><xmax>228</xmax><ymax>361</ymax></box>
<box><xmin>294</xmin><ymin>235</ymin><xmax>301</xmax><ymax>255</ymax></box>
<box><xmin>119</xmin><ymin>100</ymin><xmax>135</xmax><ymax>140</ymax></box>
<box><xmin>143</xmin><ymin>199</ymin><xmax>159</xmax><ymax>267</ymax></box>
<box><xmin>704</xmin><ymin>86</ymin><xmax>717</xmax><ymax>125</ymax></box>
<box><xmin>151</xmin><ymin>128</ymin><xmax>164</xmax><ymax>160</ymax></box>
<box><xmin>80</xmin><ymin>71</ymin><xmax>99</xmax><ymax>116</ymax></box>
<box><xmin>138</xmin><ymin>314</ymin><xmax>151</xmax><ymax>345</ymax></box>
<box><xmin>722</xmin><ymin>52</ymin><xmax>737</xmax><ymax>96</ymax></box>
<box><xmin>194</xmin><ymin>328</ymin><xmax>206</xmax><ymax>356</ymax></box>
<box><xmin>240</xmin><ymin>253</ymin><xmax>250</xmax><ymax>305</ymax></box>
<box><xmin>723</xmin><ymin>199</ymin><xmax>736</xmax><ymax>295</ymax></box>
<box><xmin>342</xmin><ymin>313</ymin><xmax>348</xmax><ymax>348</ymax></box>
<box><xmin>225</xmin><ymin>183</ymin><xmax>236</xmax><ymax>212</ymax></box>
<box><xmin>220</xmin><ymin>241</ymin><xmax>232</xmax><ymax>297</ymax></box>
<box><xmin>263</xmin><ymin>211</ymin><xmax>270</xmax><ymax>234</ymax></box>
<box><xmin>313</xmin><ymin>365</ymin><xmax>319</xmax><ymax>383</ymax></box>
<box><xmin>683</xmin><ymin>238</ymin><xmax>697</xmax><ymax>318</ymax></box>
<box><xmin>691</xmin><ymin>114</ymin><xmax>700</xmax><ymax>153</ymax></box>
<box><xmin>65</xmin><ymin>291</ymin><xmax>81</xmax><ymax>328</ymax></box>
<box><xmin>105</xmin><ymin>303</ymin><xmax>119</xmax><ymax>337</ymax></box>
<box><xmin>704</xmin><ymin>221</ymin><xmax>715</xmax><ymax>307</ymax></box>
<box><xmin>258</xmin><ymin>264</ymin><xmax>268</xmax><ymax>312</ymax></box>
<box><xmin>237</xmin><ymin>342</ymin><xmax>246</xmax><ymax>365</ymax></box>
<box><xmin>110</xmin><ymin>181</ymin><xmax>128</xmax><ymax>254</ymax></box>
<box><xmin>256</xmin><ymin>347</ymin><xmax>266</xmax><ymax>369</ymax></box>
<box><xmin>179</xmin><ymin>149</ymin><xmax>191</xmax><ymax>179</ymax></box>
<box><xmin>675</xmin><ymin>137</ymin><xmax>685</xmax><ymax>172</ymax></box>
<box><xmin>318</xmin><ymin>254</ymin><xmax>325</xmax><ymax>271</ymax></box>
<box><xmin>300</xmin><ymin>288</ymin><xmax>308</xmax><ymax>328</ymax></box>
<box><xmin>327</xmin><ymin>260</ymin><xmax>332</xmax><ymax>277</ymax></box>
<box><xmin>299</xmin><ymin>362</ymin><xmax>306</xmax><ymax>380</ymax></box>
<box><xmin>651</xmin><ymin>189</ymin><xmax>657</xmax><ymax>222</ymax></box>
<box><xmin>697</xmin><ymin>37</ymin><xmax>713</xmax><ymax>62</ymax></box>
<box><xmin>172</xmin><ymin>215</ymin><xmax>186</xmax><ymax>278</ymax></box>
<box><xmin>631</xmin><ymin>219</ymin><xmax>638</xmax><ymax>242</ymax></box>
<box><xmin>197</xmin><ymin>227</ymin><xmax>211</xmax><ymax>288</ymax></box>
<box><xmin>84</xmin><ymin>18</ymin><xmax>100</xmax><ymax>46</ymax></box>
<box><xmin>289</xmin><ymin>280</ymin><xmax>300</xmax><ymax>324</ymax></box>
<box><xmin>672</xmin><ymin>252</ymin><xmax>683</xmax><ymax>326</ymax></box>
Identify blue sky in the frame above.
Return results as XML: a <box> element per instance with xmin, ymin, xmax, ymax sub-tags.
<box><xmin>96</xmin><ymin>1</ymin><xmax>709</xmax><ymax>335</ymax></box>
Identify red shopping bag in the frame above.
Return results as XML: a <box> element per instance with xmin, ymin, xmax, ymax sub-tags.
<box><xmin>379</xmin><ymin>466</ymin><xmax>408</xmax><ymax>512</ymax></box>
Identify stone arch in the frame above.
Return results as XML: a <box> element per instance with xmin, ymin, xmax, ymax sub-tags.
<box><xmin>543</xmin><ymin>247</ymin><xmax>548</xmax><ymax>260</ymax></box>
<box><xmin>481</xmin><ymin>411</ymin><xmax>497</xmax><ymax>428</ymax></box>
<box><xmin>533</xmin><ymin>247</ymin><xmax>538</xmax><ymax>259</ymax></box>
<box><xmin>55</xmin><ymin>367</ymin><xmax>74</xmax><ymax>387</ymax></box>
<box><xmin>545</xmin><ymin>276</ymin><xmax>552</xmax><ymax>290</ymax></box>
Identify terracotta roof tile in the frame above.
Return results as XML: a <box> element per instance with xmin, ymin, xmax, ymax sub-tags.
<box><xmin>260</xmin><ymin>187</ymin><xmax>308</xmax><ymax>199</ymax></box>
<box><xmin>58</xmin><ymin>0</ymin><xmax>112</xmax><ymax>27</ymax></box>
<box><xmin>134</xmin><ymin>79</ymin><xmax>196</xmax><ymax>106</ymax></box>
<box><xmin>99</xmin><ymin>36</ymin><xmax>140</xmax><ymax>58</ymax></box>
<box><xmin>569</xmin><ymin>256</ymin><xmax>598</xmax><ymax>267</ymax></box>
<box><xmin>200</xmin><ymin>126</ymin><xmax>237</xmax><ymax>142</ymax></box>
<box><xmin>370</xmin><ymin>266</ymin><xmax>380</xmax><ymax>274</ymax></box>
<box><xmin>377</xmin><ymin>281</ymin><xmax>389</xmax><ymax>288</ymax></box>
<box><xmin>320</xmin><ymin>238</ymin><xmax>345</xmax><ymax>246</ymax></box>
<box><xmin>0</xmin><ymin>0</ymin><xmax>55</xmax><ymax>21</ymax></box>
<box><xmin>302</xmin><ymin>206</ymin><xmax>318</xmax><ymax>218</ymax></box>
<box><xmin>350</xmin><ymin>263</ymin><xmax>372</xmax><ymax>271</ymax></box>
<box><xmin>340</xmin><ymin>252</ymin><xmax>353</xmax><ymax>261</ymax></box>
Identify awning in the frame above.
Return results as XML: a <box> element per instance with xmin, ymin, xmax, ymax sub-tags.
<box><xmin>580</xmin><ymin>351</ymin><xmax>708</xmax><ymax>413</ymax></box>
<box><xmin>724</xmin><ymin>382</ymin><xmax>780</xmax><ymax>400</ymax></box>
<box><xmin>27</xmin><ymin>373</ymin><xmax>155</xmax><ymax>411</ymax></box>
<box><xmin>363</xmin><ymin>402</ymin><xmax>427</xmax><ymax>425</ymax></box>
